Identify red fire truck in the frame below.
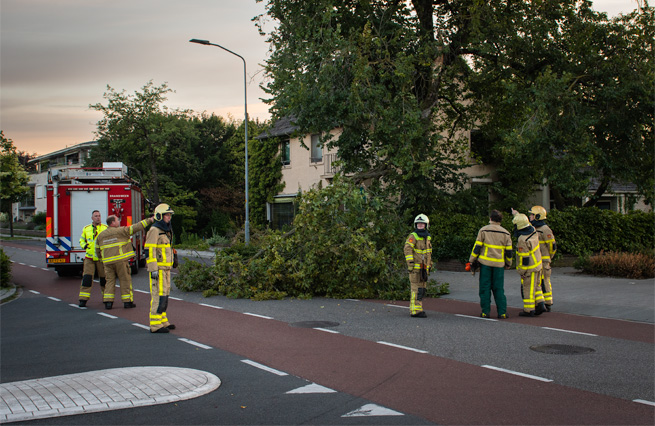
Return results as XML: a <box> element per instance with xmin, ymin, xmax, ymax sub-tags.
<box><xmin>45</xmin><ymin>162</ymin><xmax>148</xmax><ymax>277</ymax></box>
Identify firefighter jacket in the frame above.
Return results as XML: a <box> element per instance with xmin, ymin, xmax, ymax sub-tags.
<box><xmin>533</xmin><ymin>221</ymin><xmax>557</xmax><ymax>264</ymax></box>
<box><xmin>404</xmin><ymin>231</ymin><xmax>432</xmax><ymax>272</ymax></box>
<box><xmin>79</xmin><ymin>223</ymin><xmax>108</xmax><ymax>261</ymax></box>
<box><xmin>145</xmin><ymin>224</ymin><xmax>174</xmax><ymax>272</ymax></box>
<box><xmin>469</xmin><ymin>222</ymin><xmax>513</xmax><ymax>268</ymax></box>
<box><xmin>516</xmin><ymin>227</ymin><xmax>542</xmax><ymax>274</ymax></box>
<box><xmin>95</xmin><ymin>219</ymin><xmax>151</xmax><ymax>265</ymax></box>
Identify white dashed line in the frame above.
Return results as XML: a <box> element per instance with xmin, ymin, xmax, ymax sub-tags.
<box><xmin>134</xmin><ymin>289</ymin><xmax>149</xmax><ymax>294</ymax></box>
<box><xmin>132</xmin><ymin>323</ymin><xmax>150</xmax><ymax>330</ymax></box>
<box><xmin>169</xmin><ymin>296</ymin><xmax>183</xmax><ymax>301</ymax></box>
<box><xmin>199</xmin><ymin>303</ymin><xmax>223</xmax><ymax>309</ymax></box>
<box><xmin>241</xmin><ymin>360</ymin><xmax>288</xmax><ymax>376</ymax></box>
<box><xmin>377</xmin><ymin>341</ymin><xmax>428</xmax><ymax>354</ymax></box>
<box><xmin>178</xmin><ymin>338</ymin><xmax>212</xmax><ymax>349</ymax></box>
<box><xmin>41</xmin><ymin>268</ymin><xmax>49</xmax><ymax>271</ymax></box>
<box><xmin>455</xmin><ymin>314</ymin><xmax>498</xmax><ymax>322</ymax></box>
<box><xmin>243</xmin><ymin>313</ymin><xmax>273</xmax><ymax>320</ymax></box>
<box><xmin>482</xmin><ymin>365</ymin><xmax>552</xmax><ymax>382</ymax></box>
<box><xmin>69</xmin><ymin>304</ymin><xmax>86</xmax><ymax>309</ymax></box>
<box><xmin>98</xmin><ymin>312</ymin><xmax>118</xmax><ymax>319</ymax></box>
<box><xmin>47</xmin><ymin>297</ymin><xmax>61</xmax><ymax>302</ymax></box>
<box><xmin>384</xmin><ymin>304</ymin><xmax>409</xmax><ymax>309</ymax></box>
<box><xmin>541</xmin><ymin>327</ymin><xmax>597</xmax><ymax>336</ymax></box>
<box><xmin>29</xmin><ymin>290</ymin><xmax>40</xmax><ymax>294</ymax></box>
<box><xmin>633</xmin><ymin>399</ymin><xmax>655</xmax><ymax>406</ymax></box>
<box><xmin>314</xmin><ymin>327</ymin><xmax>340</xmax><ymax>334</ymax></box>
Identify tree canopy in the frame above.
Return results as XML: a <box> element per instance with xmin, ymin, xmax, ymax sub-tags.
<box><xmin>0</xmin><ymin>131</ymin><xmax>30</xmax><ymax>236</ymax></box>
<box><xmin>257</xmin><ymin>0</ymin><xmax>653</xmax><ymax>212</ymax></box>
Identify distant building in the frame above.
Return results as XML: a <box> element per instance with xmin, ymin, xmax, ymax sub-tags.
<box><xmin>11</xmin><ymin>141</ymin><xmax>97</xmax><ymax>221</ymax></box>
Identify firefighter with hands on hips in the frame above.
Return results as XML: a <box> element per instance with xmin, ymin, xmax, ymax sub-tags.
<box><xmin>145</xmin><ymin>204</ymin><xmax>176</xmax><ymax>333</ymax></box>
<box><xmin>403</xmin><ymin>214</ymin><xmax>432</xmax><ymax>318</ymax></box>
<box><xmin>512</xmin><ymin>213</ymin><xmax>547</xmax><ymax>317</ymax></box>
<box><xmin>528</xmin><ymin>206</ymin><xmax>557</xmax><ymax>311</ymax></box>
<box><xmin>95</xmin><ymin>214</ymin><xmax>154</xmax><ymax>310</ymax></box>
<box><xmin>78</xmin><ymin>210</ymin><xmax>108</xmax><ymax>307</ymax></box>
<box><xmin>468</xmin><ymin>210</ymin><xmax>513</xmax><ymax>319</ymax></box>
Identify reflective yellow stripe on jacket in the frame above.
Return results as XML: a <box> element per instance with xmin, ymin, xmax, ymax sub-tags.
<box><xmin>470</xmin><ymin>241</ymin><xmax>513</xmax><ymax>264</ymax></box>
<box><xmin>517</xmin><ymin>243</ymin><xmax>542</xmax><ymax>270</ymax></box>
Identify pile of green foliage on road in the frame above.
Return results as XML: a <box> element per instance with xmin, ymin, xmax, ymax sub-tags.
<box><xmin>175</xmin><ymin>178</ymin><xmax>449</xmax><ymax>301</ymax></box>
<box><xmin>0</xmin><ymin>248</ymin><xmax>11</xmax><ymax>288</ymax></box>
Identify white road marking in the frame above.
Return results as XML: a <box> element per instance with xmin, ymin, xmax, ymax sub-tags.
<box><xmin>384</xmin><ymin>304</ymin><xmax>409</xmax><ymax>309</ymax></box>
<box><xmin>134</xmin><ymin>289</ymin><xmax>149</xmax><ymax>294</ymax></box>
<box><xmin>541</xmin><ymin>327</ymin><xmax>597</xmax><ymax>336</ymax></box>
<box><xmin>633</xmin><ymin>399</ymin><xmax>655</xmax><ymax>406</ymax></box>
<box><xmin>482</xmin><ymin>365</ymin><xmax>552</xmax><ymax>382</ymax></box>
<box><xmin>29</xmin><ymin>290</ymin><xmax>40</xmax><ymax>294</ymax></box>
<box><xmin>132</xmin><ymin>323</ymin><xmax>150</xmax><ymax>330</ymax></box>
<box><xmin>455</xmin><ymin>314</ymin><xmax>498</xmax><ymax>322</ymax></box>
<box><xmin>47</xmin><ymin>297</ymin><xmax>61</xmax><ymax>302</ymax></box>
<box><xmin>199</xmin><ymin>303</ymin><xmax>223</xmax><ymax>309</ymax></box>
<box><xmin>178</xmin><ymin>338</ymin><xmax>212</xmax><ymax>350</ymax></box>
<box><xmin>377</xmin><ymin>341</ymin><xmax>428</xmax><ymax>354</ymax></box>
<box><xmin>342</xmin><ymin>404</ymin><xmax>403</xmax><ymax>417</ymax></box>
<box><xmin>169</xmin><ymin>296</ymin><xmax>183</xmax><ymax>301</ymax></box>
<box><xmin>69</xmin><ymin>304</ymin><xmax>86</xmax><ymax>309</ymax></box>
<box><xmin>97</xmin><ymin>312</ymin><xmax>117</xmax><ymax>319</ymax></box>
<box><xmin>241</xmin><ymin>360</ymin><xmax>288</xmax><ymax>376</ymax></box>
<box><xmin>286</xmin><ymin>383</ymin><xmax>336</xmax><ymax>394</ymax></box>
<box><xmin>314</xmin><ymin>327</ymin><xmax>340</xmax><ymax>334</ymax></box>
<box><xmin>243</xmin><ymin>312</ymin><xmax>273</xmax><ymax>320</ymax></box>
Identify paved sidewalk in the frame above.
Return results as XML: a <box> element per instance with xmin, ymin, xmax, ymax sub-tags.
<box><xmin>0</xmin><ymin>367</ymin><xmax>220</xmax><ymax>423</ymax></box>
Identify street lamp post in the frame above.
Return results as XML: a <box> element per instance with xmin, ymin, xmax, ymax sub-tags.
<box><xmin>189</xmin><ymin>38</ymin><xmax>250</xmax><ymax>244</ymax></box>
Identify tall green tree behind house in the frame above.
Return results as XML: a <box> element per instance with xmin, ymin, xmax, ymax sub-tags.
<box><xmin>258</xmin><ymin>0</ymin><xmax>653</xmax><ymax>212</ymax></box>
<box><xmin>0</xmin><ymin>131</ymin><xmax>30</xmax><ymax>237</ymax></box>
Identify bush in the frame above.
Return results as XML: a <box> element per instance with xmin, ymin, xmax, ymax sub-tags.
<box><xmin>575</xmin><ymin>251</ymin><xmax>655</xmax><ymax>279</ymax></box>
<box><xmin>32</xmin><ymin>212</ymin><xmax>47</xmax><ymax>226</ymax></box>
<box><xmin>0</xmin><ymin>248</ymin><xmax>12</xmax><ymax>288</ymax></box>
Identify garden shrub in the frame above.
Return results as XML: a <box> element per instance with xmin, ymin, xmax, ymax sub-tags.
<box><xmin>575</xmin><ymin>251</ymin><xmax>654</xmax><ymax>279</ymax></box>
<box><xmin>0</xmin><ymin>248</ymin><xmax>11</xmax><ymax>288</ymax></box>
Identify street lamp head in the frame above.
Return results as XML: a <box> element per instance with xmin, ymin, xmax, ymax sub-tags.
<box><xmin>189</xmin><ymin>38</ymin><xmax>210</xmax><ymax>45</ymax></box>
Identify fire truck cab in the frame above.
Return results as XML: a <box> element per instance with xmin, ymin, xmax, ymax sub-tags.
<box><xmin>45</xmin><ymin>162</ymin><xmax>147</xmax><ymax>277</ymax></box>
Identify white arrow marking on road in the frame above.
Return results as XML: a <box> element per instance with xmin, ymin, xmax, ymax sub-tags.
<box><xmin>286</xmin><ymin>383</ymin><xmax>336</xmax><ymax>394</ymax></box>
<box><xmin>342</xmin><ymin>404</ymin><xmax>404</xmax><ymax>417</ymax></box>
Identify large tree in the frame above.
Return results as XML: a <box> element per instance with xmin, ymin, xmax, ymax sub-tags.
<box><xmin>258</xmin><ymin>0</ymin><xmax>653</xmax><ymax>212</ymax></box>
<box><xmin>0</xmin><ymin>131</ymin><xmax>30</xmax><ymax>237</ymax></box>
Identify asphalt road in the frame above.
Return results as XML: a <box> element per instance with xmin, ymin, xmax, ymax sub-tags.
<box><xmin>1</xmin><ymin>239</ymin><xmax>654</xmax><ymax>425</ymax></box>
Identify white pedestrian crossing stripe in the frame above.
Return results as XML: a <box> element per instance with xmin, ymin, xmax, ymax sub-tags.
<box><xmin>342</xmin><ymin>403</ymin><xmax>404</xmax><ymax>417</ymax></box>
<box><xmin>286</xmin><ymin>383</ymin><xmax>336</xmax><ymax>394</ymax></box>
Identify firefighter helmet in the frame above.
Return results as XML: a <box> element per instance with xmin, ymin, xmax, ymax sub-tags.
<box><xmin>414</xmin><ymin>214</ymin><xmax>429</xmax><ymax>228</ymax></box>
<box><xmin>512</xmin><ymin>213</ymin><xmax>530</xmax><ymax>230</ymax></box>
<box><xmin>528</xmin><ymin>205</ymin><xmax>547</xmax><ymax>220</ymax></box>
<box><xmin>154</xmin><ymin>203</ymin><xmax>174</xmax><ymax>221</ymax></box>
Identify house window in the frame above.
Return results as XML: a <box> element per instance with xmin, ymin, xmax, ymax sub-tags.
<box><xmin>269</xmin><ymin>201</ymin><xmax>295</xmax><ymax>230</ymax></box>
<box><xmin>281</xmin><ymin>138</ymin><xmax>290</xmax><ymax>165</ymax></box>
<box><xmin>36</xmin><ymin>185</ymin><xmax>45</xmax><ymax>199</ymax></box>
<box><xmin>310</xmin><ymin>134</ymin><xmax>322</xmax><ymax>163</ymax></box>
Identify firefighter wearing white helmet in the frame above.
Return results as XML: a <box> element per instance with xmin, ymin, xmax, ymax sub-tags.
<box><xmin>403</xmin><ymin>214</ymin><xmax>432</xmax><ymax>317</ymax></box>
<box><xmin>145</xmin><ymin>203</ymin><xmax>176</xmax><ymax>333</ymax></box>
<box><xmin>512</xmin><ymin>213</ymin><xmax>546</xmax><ymax>317</ymax></box>
<box><xmin>528</xmin><ymin>205</ymin><xmax>557</xmax><ymax>311</ymax></box>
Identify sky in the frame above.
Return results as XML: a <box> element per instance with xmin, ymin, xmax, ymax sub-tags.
<box><xmin>0</xmin><ymin>0</ymin><xmax>642</xmax><ymax>156</ymax></box>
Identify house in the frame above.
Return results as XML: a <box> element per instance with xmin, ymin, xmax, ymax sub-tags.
<box><xmin>257</xmin><ymin>118</ymin><xmax>650</xmax><ymax>229</ymax></box>
<box><xmin>11</xmin><ymin>141</ymin><xmax>97</xmax><ymax>221</ymax></box>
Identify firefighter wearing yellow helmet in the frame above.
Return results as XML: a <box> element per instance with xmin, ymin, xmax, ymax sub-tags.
<box><xmin>512</xmin><ymin>213</ymin><xmax>546</xmax><ymax>317</ymax></box>
<box><xmin>403</xmin><ymin>214</ymin><xmax>432</xmax><ymax>317</ymax></box>
<box><xmin>528</xmin><ymin>205</ymin><xmax>557</xmax><ymax>311</ymax></box>
<box><xmin>145</xmin><ymin>203</ymin><xmax>176</xmax><ymax>333</ymax></box>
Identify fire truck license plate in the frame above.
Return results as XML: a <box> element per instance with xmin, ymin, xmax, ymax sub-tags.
<box><xmin>48</xmin><ymin>258</ymin><xmax>66</xmax><ymax>263</ymax></box>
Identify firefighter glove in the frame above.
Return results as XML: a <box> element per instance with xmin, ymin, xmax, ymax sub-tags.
<box><xmin>151</xmin><ymin>271</ymin><xmax>159</xmax><ymax>280</ymax></box>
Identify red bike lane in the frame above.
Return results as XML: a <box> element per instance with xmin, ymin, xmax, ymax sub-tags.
<box><xmin>10</xmin><ymin>263</ymin><xmax>655</xmax><ymax>425</ymax></box>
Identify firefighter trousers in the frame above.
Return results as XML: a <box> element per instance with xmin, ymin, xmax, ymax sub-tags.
<box><xmin>478</xmin><ymin>264</ymin><xmax>507</xmax><ymax>316</ymax></box>
<box><xmin>79</xmin><ymin>258</ymin><xmax>106</xmax><ymax>301</ymax></box>
<box><xmin>409</xmin><ymin>271</ymin><xmax>427</xmax><ymax>315</ymax></box>
<box><xmin>103</xmin><ymin>261</ymin><xmax>134</xmax><ymax>303</ymax></box>
<box><xmin>541</xmin><ymin>263</ymin><xmax>553</xmax><ymax>306</ymax></box>
<box><xmin>149</xmin><ymin>270</ymin><xmax>171</xmax><ymax>332</ymax></box>
<box><xmin>520</xmin><ymin>270</ymin><xmax>544</xmax><ymax>312</ymax></box>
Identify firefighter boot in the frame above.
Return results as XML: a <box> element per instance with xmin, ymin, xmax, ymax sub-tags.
<box><xmin>124</xmin><ymin>302</ymin><xmax>136</xmax><ymax>309</ymax></box>
<box><xmin>167</xmin><ymin>324</ymin><xmax>176</xmax><ymax>330</ymax></box>
<box><xmin>535</xmin><ymin>302</ymin><xmax>547</xmax><ymax>316</ymax></box>
<box><xmin>519</xmin><ymin>311</ymin><xmax>535</xmax><ymax>317</ymax></box>
<box><xmin>151</xmin><ymin>327</ymin><xmax>170</xmax><ymax>334</ymax></box>
<box><xmin>104</xmin><ymin>302</ymin><xmax>113</xmax><ymax>310</ymax></box>
<box><xmin>78</xmin><ymin>300</ymin><xmax>87</xmax><ymax>308</ymax></box>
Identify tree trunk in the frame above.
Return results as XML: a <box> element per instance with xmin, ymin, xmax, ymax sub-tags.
<box><xmin>583</xmin><ymin>177</ymin><xmax>610</xmax><ymax>208</ymax></box>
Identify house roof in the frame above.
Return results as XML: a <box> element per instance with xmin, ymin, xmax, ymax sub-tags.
<box><xmin>256</xmin><ymin>116</ymin><xmax>298</xmax><ymax>139</ymax></box>
<box><xmin>588</xmin><ymin>178</ymin><xmax>638</xmax><ymax>193</ymax></box>
<box><xmin>28</xmin><ymin>141</ymin><xmax>97</xmax><ymax>163</ymax></box>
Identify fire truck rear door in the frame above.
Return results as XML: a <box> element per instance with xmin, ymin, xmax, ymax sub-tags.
<box><xmin>71</xmin><ymin>190</ymin><xmax>108</xmax><ymax>256</ymax></box>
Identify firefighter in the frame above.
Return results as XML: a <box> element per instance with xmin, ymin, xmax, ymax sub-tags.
<box><xmin>528</xmin><ymin>205</ymin><xmax>557</xmax><ymax>311</ymax></box>
<box><xmin>513</xmin><ymin>213</ymin><xmax>546</xmax><ymax>317</ymax></box>
<box><xmin>469</xmin><ymin>210</ymin><xmax>513</xmax><ymax>318</ymax></box>
<box><xmin>145</xmin><ymin>203</ymin><xmax>176</xmax><ymax>333</ymax></box>
<box><xmin>404</xmin><ymin>214</ymin><xmax>432</xmax><ymax>318</ymax></box>
<box><xmin>95</xmin><ymin>214</ymin><xmax>154</xmax><ymax>309</ymax></box>
<box><xmin>78</xmin><ymin>210</ymin><xmax>108</xmax><ymax>307</ymax></box>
